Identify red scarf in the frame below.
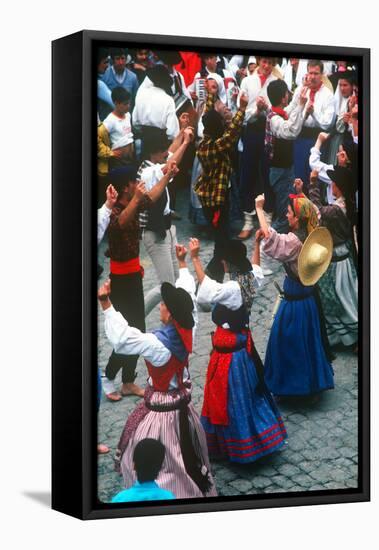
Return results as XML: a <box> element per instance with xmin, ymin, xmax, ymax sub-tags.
<box><xmin>309</xmin><ymin>82</ymin><xmax>322</xmax><ymax>103</ymax></box>
<box><xmin>258</xmin><ymin>71</ymin><xmax>269</xmax><ymax>88</ymax></box>
<box><xmin>271</xmin><ymin>106</ymin><xmax>288</xmax><ymax>120</ymax></box>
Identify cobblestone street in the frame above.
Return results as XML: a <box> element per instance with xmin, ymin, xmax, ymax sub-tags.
<box><xmin>97</xmin><ymin>189</ymin><xmax>358</xmax><ymax>503</ymax></box>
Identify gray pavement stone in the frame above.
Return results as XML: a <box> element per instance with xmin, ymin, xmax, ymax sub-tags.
<box><xmin>97</xmin><ymin>189</ymin><xmax>359</xmax><ymax>503</ymax></box>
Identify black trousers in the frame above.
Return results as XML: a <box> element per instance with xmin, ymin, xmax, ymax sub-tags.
<box><xmin>105</xmin><ymin>271</ymin><xmax>146</xmax><ymax>384</ymax></box>
<box><xmin>202</xmin><ymin>194</ymin><xmax>230</xmax><ymax>283</ymax></box>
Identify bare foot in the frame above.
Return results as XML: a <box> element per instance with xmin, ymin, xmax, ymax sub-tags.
<box><xmin>121</xmin><ymin>382</ymin><xmax>144</xmax><ymax>398</ymax></box>
<box><xmin>106</xmin><ymin>391</ymin><xmax>122</xmax><ymax>402</ymax></box>
<box><xmin>97</xmin><ymin>443</ymin><xmax>110</xmax><ymax>454</ymax></box>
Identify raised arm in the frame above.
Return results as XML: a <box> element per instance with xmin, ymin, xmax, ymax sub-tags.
<box><xmin>98</xmin><ymin>280</ymin><xmax>170</xmax><ymax>365</ymax></box>
<box><xmin>189</xmin><ymin>238</ymin><xmax>206</xmax><ymax>284</ymax></box>
<box><xmin>168</xmin><ymin>127</ymin><xmax>194</xmax><ymax>166</ymax></box>
<box><xmin>213</xmin><ymin>93</ymin><xmax>247</xmax><ymax>152</ymax></box>
<box><xmin>117</xmin><ymin>182</ymin><xmax>148</xmax><ymax>230</ymax></box>
<box><xmin>147</xmin><ymin>159</ymin><xmax>179</xmax><ymax>203</ymax></box>
<box><xmin>97</xmin><ymin>184</ymin><xmax>118</xmax><ymax>243</ymax></box>
<box><xmin>255</xmin><ymin>194</ymin><xmax>270</xmax><ymax>238</ymax></box>
<box><xmin>175</xmin><ymin>244</ymin><xmax>198</xmax><ymax>339</ymax></box>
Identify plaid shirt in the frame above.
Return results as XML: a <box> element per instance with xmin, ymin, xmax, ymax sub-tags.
<box><xmin>195</xmin><ymin>93</ymin><xmax>245</xmax><ymax>208</ymax></box>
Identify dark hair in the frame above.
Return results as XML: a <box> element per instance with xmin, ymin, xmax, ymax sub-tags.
<box><xmin>307</xmin><ymin>59</ymin><xmax>324</xmax><ymax>73</ymax></box>
<box><xmin>110</xmin><ymin>47</ymin><xmax>127</xmax><ymax>60</ymax></box>
<box><xmin>133</xmin><ymin>439</ymin><xmax>166</xmax><ymax>483</ymax></box>
<box><xmin>202</xmin><ymin>110</ymin><xmax>224</xmax><ymax>140</ymax></box>
<box><xmin>267</xmin><ymin>79</ymin><xmax>289</xmax><ymax>107</ymax></box>
<box><xmin>141</xmin><ymin>126</ymin><xmax>170</xmax><ymax>157</ymax></box>
<box><xmin>108</xmin><ymin>165</ymin><xmax>138</xmax><ymax>195</ymax></box>
<box><xmin>111</xmin><ymin>86</ymin><xmax>130</xmax><ymax>104</ymax></box>
<box><xmin>97</xmin><ymin>48</ymin><xmax>109</xmax><ymax>65</ymax></box>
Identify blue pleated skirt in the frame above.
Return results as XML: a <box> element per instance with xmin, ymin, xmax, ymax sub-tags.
<box><xmin>264</xmin><ymin>277</ymin><xmax>334</xmax><ymax>396</ymax></box>
<box><xmin>201</xmin><ymin>333</ymin><xmax>287</xmax><ymax>464</ymax></box>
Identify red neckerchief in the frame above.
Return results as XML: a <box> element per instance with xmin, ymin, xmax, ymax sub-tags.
<box><xmin>258</xmin><ymin>71</ymin><xmax>269</xmax><ymax>88</ymax></box>
<box><xmin>173</xmin><ymin>320</ymin><xmax>193</xmax><ymax>353</ymax></box>
<box><xmin>309</xmin><ymin>82</ymin><xmax>322</xmax><ymax>103</ymax></box>
<box><xmin>272</xmin><ymin>106</ymin><xmax>288</xmax><ymax>120</ymax></box>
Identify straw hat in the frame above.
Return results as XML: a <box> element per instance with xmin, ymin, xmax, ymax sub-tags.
<box><xmin>298</xmin><ymin>227</ymin><xmax>333</xmax><ymax>286</ymax></box>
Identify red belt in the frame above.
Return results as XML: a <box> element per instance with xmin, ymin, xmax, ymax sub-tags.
<box><xmin>110</xmin><ymin>257</ymin><xmax>144</xmax><ymax>276</ymax></box>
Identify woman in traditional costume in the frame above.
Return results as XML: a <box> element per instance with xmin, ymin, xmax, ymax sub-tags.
<box><xmin>98</xmin><ymin>245</ymin><xmax>217</xmax><ymax>499</ymax></box>
<box><xmin>256</xmin><ymin>192</ymin><xmax>335</xmax><ymax>397</ymax></box>
<box><xmin>308</xmin><ymin>166</ymin><xmax>358</xmax><ymax>348</ymax></box>
<box><xmin>189</xmin><ymin>237</ymin><xmax>287</xmax><ymax>464</ymax></box>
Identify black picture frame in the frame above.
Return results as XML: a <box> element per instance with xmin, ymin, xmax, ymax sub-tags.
<box><xmin>52</xmin><ymin>30</ymin><xmax>370</xmax><ymax>520</ymax></box>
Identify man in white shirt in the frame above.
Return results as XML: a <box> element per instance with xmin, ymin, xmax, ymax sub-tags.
<box><xmin>265</xmin><ymin>79</ymin><xmax>308</xmax><ymax>233</ymax></box>
<box><xmin>237</xmin><ymin>57</ymin><xmax>278</xmax><ymax>240</ymax></box>
<box><xmin>292</xmin><ymin>60</ymin><xmax>335</xmax><ymax>187</ymax></box>
<box><xmin>137</xmin><ymin>126</ymin><xmax>194</xmax><ymax>316</ymax></box>
<box><xmin>133</xmin><ymin>65</ymin><xmax>180</xmax><ymax>141</ymax></box>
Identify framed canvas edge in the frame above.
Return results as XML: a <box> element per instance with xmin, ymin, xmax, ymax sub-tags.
<box><xmin>75</xmin><ymin>30</ymin><xmax>370</xmax><ymax>520</ymax></box>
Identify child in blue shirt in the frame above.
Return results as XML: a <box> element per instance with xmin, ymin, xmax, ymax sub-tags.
<box><xmin>111</xmin><ymin>439</ymin><xmax>175</xmax><ymax>503</ymax></box>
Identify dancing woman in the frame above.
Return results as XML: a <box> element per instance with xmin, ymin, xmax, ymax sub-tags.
<box><xmin>308</xmin><ymin>167</ymin><xmax>358</xmax><ymax>348</ymax></box>
<box><xmin>189</xmin><ymin>237</ymin><xmax>287</xmax><ymax>464</ymax></box>
<box><xmin>98</xmin><ymin>245</ymin><xmax>217</xmax><ymax>499</ymax></box>
<box><xmin>256</xmin><ymin>193</ymin><xmax>334</xmax><ymax>397</ymax></box>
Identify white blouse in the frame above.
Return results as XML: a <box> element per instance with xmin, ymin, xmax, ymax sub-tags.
<box><xmin>103</xmin><ymin>268</ymin><xmax>197</xmax><ymax>389</ymax></box>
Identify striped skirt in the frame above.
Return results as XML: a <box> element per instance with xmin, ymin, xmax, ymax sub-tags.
<box><xmin>119</xmin><ymin>383</ymin><xmax>218</xmax><ymax>499</ymax></box>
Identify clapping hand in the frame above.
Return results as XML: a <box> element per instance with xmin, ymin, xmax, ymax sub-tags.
<box><xmin>105</xmin><ymin>184</ymin><xmax>118</xmax><ymax>209</ymax></box>
<box><xmin>293</xmin><ymin>178</ymin><xmax>304</xmax><ymax>193</ymax></box>
<box><xmin>309</xmin><ymin>171</ymin><xmax>319</xmax><ymax>184</ymax></box>
<box><xmin>239</xmin><ymin>92</ymin><xmax>249</xmax><ymax>110</ymax></box>
<box><xmin>255</xmin><ymin>229</ymin><xmax>266</xmax><ymax>243</ymax></box>
<box><xmin>166</xmin><ymin>159</ymin><xmax>179</xmax><ymax>178</ymax></box>
<box><xmin>299</xmin><ymin>86</ymin><xmax>308</xmax><ymax>106</ymax></box>
<box><xmin>183</xmin><ymin>127</ymin><xmax>195</xmax><ymax>144</ymax></box>
<box><xmin>175</xmin><ymin>244</ymin><xmax>188</xmax><ymax>264</ymax></box>
<box><xmin>134</xmin><ymin>181</ymin><xmax>147</xmax><ymax>202</ymax></box>
<box><xmin>255</xmin><ymin>194</ymin><xmax>265</xmax><ymax>210</ymax></box>
<box><xmin>189</xmin><ymin>238</ymin><xmax>200</xmax><ymax>258</ymax></box>
<box><xmin>98</xmin><ymin>279</ymin><xmax>111</xmax><ymax>303</ymax></box>
<box><xmin>256</xmin><ymin>96</ymin><xmax>267</xmax><ymax>111</ymax></box>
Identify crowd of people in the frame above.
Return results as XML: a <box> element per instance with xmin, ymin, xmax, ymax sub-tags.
<box><xmin>96</xmin><ymin>47</ymin><xmax>359</xmax><ymax>502</ymax></box>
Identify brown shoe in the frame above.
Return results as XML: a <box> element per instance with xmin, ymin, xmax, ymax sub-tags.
<box><xmin>105</xmin><ymin>391</ymin><xmax>122</xmax><ymax>402</ymax></box>
<box><xmin>97</xmin><ymin>443</ymin><xmax>110</xmax><ymax>454</ymax></box>
<box><xmin>121</xmin><ymin>382</ymin><xmax>145</xmax><ymax>398</ymax></box>
<box><xmin>237</xmin><ymin>229</ymin><xmax>252</xmax><ymax>240</ymax></box>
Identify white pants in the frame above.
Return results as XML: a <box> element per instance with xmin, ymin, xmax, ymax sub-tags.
<box><xmin>143</xmin><ymin>226</ymin><xmax>179</xmax><ymax>316</ymax></box>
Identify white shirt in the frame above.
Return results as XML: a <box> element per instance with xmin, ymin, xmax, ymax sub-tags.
<box><xmin>103</xmin><ymin>111</ymin><xmax>134</xmax><ymax>149</ymax></box>
<box><xmin>308</xmin><ymin>146</ymin><xmax>334</xmax><ymax>205</ymax></box>
<box><xmin>103</xmin><ymin>268</ymin><xmax>197</xmax><ymax>389</ymax></box>
<box><xmin>132</xmin><ymin>77</ymin><xmax>179</xmax><ymax>140</ymax></box>
<box><xmin>292</xmin><ymin>83</ymin><xmax>335</xmax><ymax>130</ymax></box>
<box><xmin>238</xmin><ymin>71</ymin><xmax>277</xmax><ymax>123</ymax></box>
<box><xmin>139</xmin><ymin>152</ymin><xmax>174</xmax><ymax>216</ymax></box>
<box><xmin>270</xmin><ymin>102</ymin><xmax>305</xmax><ymax>140</ymax></box>
<box><xmin>97</xmin><ymin>203</ymin><xmax>111</xmax><ymax>244</ymax></box>
<box><xmin>197</xmin><ymin>266</ymin><xmax>264</xmax><ymax>329</ymax></box>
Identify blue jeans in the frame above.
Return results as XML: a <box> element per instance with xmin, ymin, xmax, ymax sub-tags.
<box><xmin>269</xmin><ymin>166</ymin><xmax>295</xmax><ymax>234</ymax></box>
